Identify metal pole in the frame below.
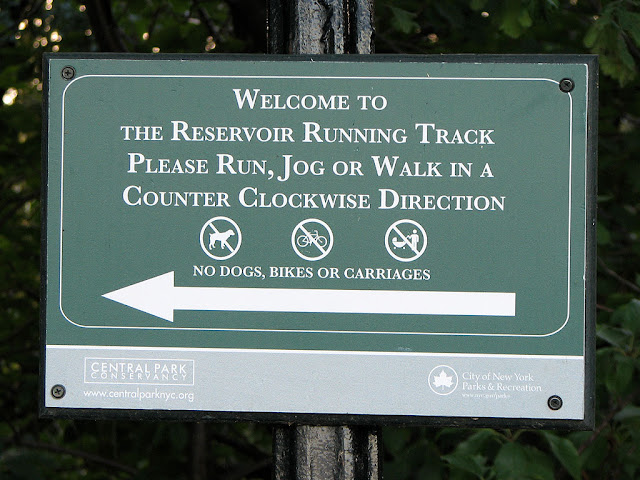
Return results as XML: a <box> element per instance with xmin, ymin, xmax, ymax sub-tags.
<box><xmin>273</xmin><ymin>425</ymin><xmax>380</xmax><ymax>480</ymax></box>
<box><xmin>268</xmin><ymin>1</ymin><xmax>379</xmax><ymax>479</ymax></box>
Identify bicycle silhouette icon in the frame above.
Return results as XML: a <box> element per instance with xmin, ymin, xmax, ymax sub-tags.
<box><xmin>295</xmin><ymin>229</ymin><xmax>328</xmax><ymax>248</ymax></box>
<box><xmin>291</xmin><ymin>219</ymin><xmax>333</xmax><ymax>261</ymax></box>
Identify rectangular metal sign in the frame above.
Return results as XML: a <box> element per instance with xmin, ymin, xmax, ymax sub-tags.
<box><xmin>42</xmin><ymin>54</ymin><xmax>596</xmax><ymax>428</ymax></box>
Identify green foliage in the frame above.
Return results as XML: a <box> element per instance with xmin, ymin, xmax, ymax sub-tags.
<box><xmin>385</xmin><ymin>428</ymin><xmax>593</xmax><ymax>479</ymax></box>
<box><xmin>388</xmin><ymin>6</ymin><xmax>421</xmax><ymax>35</ymax></box>
<box><xmin>493</xmin><ymin>442</ymin><xmax>554</xmax><ymax>479</ymax></box>
<box><xmin>584</xmin><ymin>2</ymin><xmax>640</xmax><ymax>85</ymax></box>
<box><xmin>1</xmin><ymin>0</ymin><xmax>640</xmax><ymax>478</ymax></box>
<box><xmin>375</xmin><ymin>0</ymin><xmax>640</xmax><ymax>478</ymax></box>
<box><xmin>541</xmin><ymin>432</ymin><xmax>580</xmax><ymax>480</ymax></box>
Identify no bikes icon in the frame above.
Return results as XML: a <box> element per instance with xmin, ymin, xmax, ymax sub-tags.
<box><xmin>292</xmin><ymin>219</ymin><xmax>333</xmax><ymax>261</ymax></box>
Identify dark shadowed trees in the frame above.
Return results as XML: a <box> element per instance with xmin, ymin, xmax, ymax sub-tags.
<box><xmin>1</xmin><ymin>1</ymin><xmax>640</xmax><ymax>478</ymax></box>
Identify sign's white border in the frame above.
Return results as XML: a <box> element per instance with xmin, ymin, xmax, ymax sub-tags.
<box><xmin>55</xmin><ymin>71</ymin><xmax>587</xmax><ymax>338</ymax></box>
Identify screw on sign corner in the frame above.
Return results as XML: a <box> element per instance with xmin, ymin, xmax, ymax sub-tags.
<box><xmin>61</xmin><ymin>66</ymin><xmax>76</xmax><ymax>80</ymax></box>
<box><xmin>547</xmin><ymin>395</ymin><xmax>563</xmax><ymax>410</ymax></box>
<box><xmin>559</xmin><ymin>78</ymin><xmax>574</xmax><ymax>93</ymax></box>
<box><xmin>51</xmin><ymin>384</ymin><xmax>66</xmax><ymax>399</ymax></box>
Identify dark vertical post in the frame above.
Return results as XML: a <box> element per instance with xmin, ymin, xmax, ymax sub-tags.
<box><xmin>268</xmin><ymin>0</ymin><xmax>374</xmax><ymax>54</ymax></box>
<box><xmin>192</xmin><ymin>423</ymin><xmax>207</xmax><ymax>480</ymax></box>
<box><xmin>273</xmin><ymin>425</ymin><xmax>380</xmax><ymax>480</ymax></box>
<box><xmin>268</xmin><ymin>1</ymin><xmax>379</xmax><ymax>479</ymax></box>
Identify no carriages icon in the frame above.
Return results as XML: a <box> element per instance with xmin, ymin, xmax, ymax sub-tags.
<box><xmin>385</xmin><ymin>219</ymin><xmax>427</xmax><ymax>262</ymax></box>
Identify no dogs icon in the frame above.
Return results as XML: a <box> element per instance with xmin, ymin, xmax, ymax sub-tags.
<box><xmin>200</xmin><ymin>216</ymin><xmax>242</xmax><ymax>260</ymax></box>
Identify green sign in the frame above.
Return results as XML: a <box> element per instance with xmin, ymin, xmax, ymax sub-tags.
<box><xmin>42</xmin><ymin>55</ymin><xmax>596</xmax><ymax>427</ymax></box>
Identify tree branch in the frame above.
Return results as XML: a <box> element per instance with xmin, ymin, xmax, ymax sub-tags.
<box><xmin>20</xmin><ymin>439</ymin><xmax>138</xmax><ymax>476</ymax></box>
<box><xmin>598</xmin><ymin>257</ymin><xmax>640</xmax><ymax>294</ymax></box>
<box><xmin>0</xmin><ymin>0</ymin><xmax>46</xmax><ymax>41</ymax></box>
<box><xmin>597</xmin><ymin>303</ymin><xmax>615</xmax><ymax>313</ymax></box>
<box><xmin>0</xmin><ymin>315</ymin><xmax>36</xmax><ymax>345</ymax></box>
<box><xmin>194</xmin><ymin>1</ymin><xmax>220</xmax><ymax>45</ymax></box>
<box><xmin>223</xmin><ymin>458</ymin><xmax>272</xmax><ymax>480</ymax></box>
<box><xmin>209</xmin><ymin>429</ymin><xmax>270</xmax><ymax>460</ymax></box>
<box><xmin>578</xmin><ymin>386</ymin><xmax>640</xmax><ymax>455</ymax></box>
<box><xmin>192</xmin><ymin>423</ymin><xmax>207</xmax><ymax>480</ymax></box>
<box><xmin>84</xmin><ymin>0</ymin><xmax>128</xmax><ymax>52</ymax></box>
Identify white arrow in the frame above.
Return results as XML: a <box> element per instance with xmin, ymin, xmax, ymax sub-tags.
<box><xmin>103</xmin><ymin>271</ymin><xmax>516</xmax><ymax>322</ymax></box>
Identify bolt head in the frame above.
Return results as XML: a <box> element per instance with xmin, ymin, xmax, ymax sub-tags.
<box><xmin>559</xmin><ymin>78</ymin><xmax>574</xmax><ymax>93</ymax></box>
<box><xmin>51</xmin><ymin>384</ymin><xmax>66</xmax><ymax>399</ymax></box>
<box><xmin>61</xmin><ymin>66</ymin><xmax>75</xmax><ymax>81</ymax></box>
<box><xmin>547</xmin><ymin>395</ymin><xmax>563</xmax><ymax>410</ymax></box>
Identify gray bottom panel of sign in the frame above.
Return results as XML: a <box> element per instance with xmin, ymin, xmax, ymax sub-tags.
<box><xmin>45</xmin><ymin>346</ymin><xmax>584</xmax><ymax>420</ymax></box>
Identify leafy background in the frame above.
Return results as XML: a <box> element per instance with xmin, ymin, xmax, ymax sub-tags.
<box><xmin>1</xmin><ymin>0</ymin><xmax>639</xmax><ymax>478</ymax></box>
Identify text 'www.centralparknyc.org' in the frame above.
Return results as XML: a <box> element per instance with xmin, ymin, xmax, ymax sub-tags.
<box><xmin>83</xmin><ymin>387</ymin><xmax>194</xmax><ymax>403</ymax></box>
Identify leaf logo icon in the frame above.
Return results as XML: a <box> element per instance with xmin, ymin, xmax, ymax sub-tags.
<box><xmin>433</xmin><ymin>369</ymin><xmax>454</xmax><ymax>389</ymax></box>
<box><xmin>428</xmin><ymin>365</ymin><xmax>458</xmax><ymax>395</ymax></box>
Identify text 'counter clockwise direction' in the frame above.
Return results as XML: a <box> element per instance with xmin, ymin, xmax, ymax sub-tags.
<box><xmin>292</xmin><ymin>219</ymin><xmax>334</xmax><ymax>261</ymax></box>
<box><xmin>200</xmin><ymin>216</ymin><xmax>242</xmax><ymax>260</ymax></box>
<box><xmin>385</xmin><ymin>219</ymin><xmax>427</xmax><ymax>262</ymax></box>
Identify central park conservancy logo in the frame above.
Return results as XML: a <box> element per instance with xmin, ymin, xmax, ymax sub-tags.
<box><xmin>84</xmin><ymin>358</ymin><xmax>195</xmax><ymax>386</ymax></box>
<box><xmin>428</xmin><ymin>365</ymin><xmax>459</xmax><ymax>395</ymax></box>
